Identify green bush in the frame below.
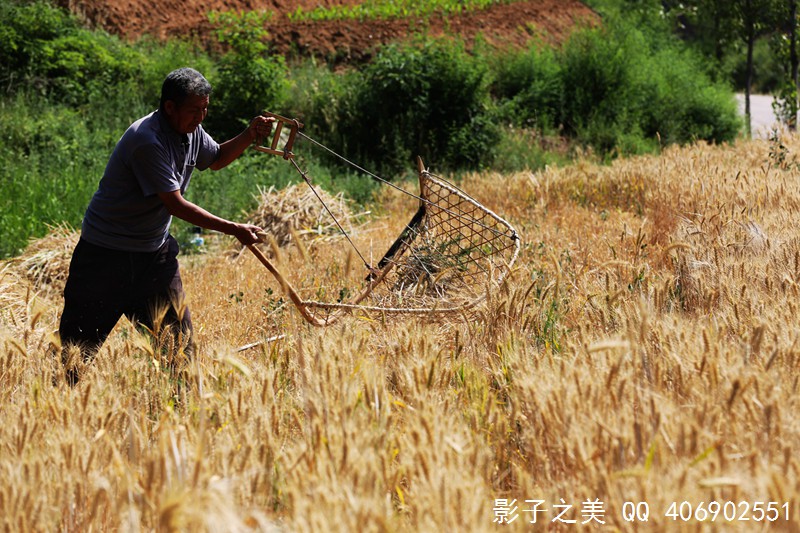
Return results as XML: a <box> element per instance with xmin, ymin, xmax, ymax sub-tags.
<box><xmin>0</xmin><ymin>0</ymin><xmax>71</xmax><ymax>77</ymax></box>
<box><xmin>495</xmin><ymin>22</ymin><xmax>742</xmax><ymax>156</ymax></box>
<box><xmin>111</xmin><ymin>37</ymin><xmax>217</xmax><ymax>114</ymax></box>
<box><xmin>641</xmin><ymin>47</ymin><xmax>741</xmax><ymax>144</ymax></box>
<box><xmin>283</xmin><ymin>61</ymin><xmax>360</xmax><ymax>162</ymax></box>
<box><xmin>490</xmin><ymin>126</ymin><xmax>569</xmax><ymax>174</ymax></box>
<box><xmin>340</xmin><ymin>38</ymin><xmax>499</xmax><ymax>174</ymax></box>
<box><xmin>491</xmin><ymin>46</ymin><xmax>563</xmax><ymax>131</ymax></box>
<box><xmin>0</xmin><ymin>1</ymin><xmax>143</xmax><ymax>105</ymax></box>
<box><xmin>557</xmin><ymin>25</ymin><xmax>652</xmax><ymax>151</ymax></box>
<box><xmin>36</xmin><ymin>32</ymin><xmax>143</xmax><ymax>105</ymax></box>
<box><xmin>0</xmin><ymin>94</ymin><xmax>108</xmax><ymax>257</ymax></box>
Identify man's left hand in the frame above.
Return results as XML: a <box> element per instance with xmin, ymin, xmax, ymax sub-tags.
<box><xmin>249</xmin><ymin>115</ymin><xmax>276</xmax><ymax>145</ymax></box>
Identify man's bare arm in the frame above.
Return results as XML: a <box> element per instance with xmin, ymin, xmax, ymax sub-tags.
<box><xmin>209</xmin><ymin>115</ymin><xmax>275</xmax><ymax>170</ymax></box>
<box><xmin>158</xmin><ymin>190</ymin><xmax>261</xmax><ymax>245</ymax></box>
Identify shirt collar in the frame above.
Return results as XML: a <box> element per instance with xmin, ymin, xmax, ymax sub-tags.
<box><xmin>155</xmin><ymin>109</ymin><xmax>188</xmax><ymax>147</ymax></box>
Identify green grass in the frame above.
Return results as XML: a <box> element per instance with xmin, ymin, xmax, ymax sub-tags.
<box><xmin>287</xmin><ymin>0</ymin><xmax>517</xmax><ymax>22</ymax></box>
<box><xmin>0</xmin><ymin>95</ymin><xmax>117</xmax><ymax>257</ymax></box>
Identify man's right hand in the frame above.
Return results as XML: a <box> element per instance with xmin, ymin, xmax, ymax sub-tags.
<box><xmin>232</xmin><ymin>223</ymin><xmax>263</xmax><ymax>246</ymax></box>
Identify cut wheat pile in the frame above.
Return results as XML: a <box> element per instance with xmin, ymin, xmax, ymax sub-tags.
<box><xmin>4</xmin><ymin>135</ymin><xmax>800</xmax><ymax>531</ymax></box>
<box><xmin>9</xmin><ymin>222</ymin><xmax>79</xmax><ymax>299</ymax></box>
<box><xmin>246</xmin><ymin>183</ymin><xmax>365</xmax><ymax>247</ymax></box>
<box><xmin>0</xmin><ymin>264</ymin><xmax>28</xmax><ymax>326</ymax></box>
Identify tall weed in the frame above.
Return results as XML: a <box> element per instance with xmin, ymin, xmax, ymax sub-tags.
<box><xmin>205</xmin><ymin>10</ymin><xmax>289</xmax><ymax>139</ymax></box>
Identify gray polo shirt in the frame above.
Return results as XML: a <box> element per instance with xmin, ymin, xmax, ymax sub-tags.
<box><xmin>81</xmin><ymin>110</ymin><xmax>220</xmax><ymax>252</ymax></box>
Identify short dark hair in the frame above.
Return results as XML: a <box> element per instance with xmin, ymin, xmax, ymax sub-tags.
<box><xmin>159</xmin><ymin>67</ymin><xmax>212</xmax><ymax>110</ymax></box>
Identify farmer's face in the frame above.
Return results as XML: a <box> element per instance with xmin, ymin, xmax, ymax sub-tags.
<box><xmin>165</xmin><ymin>94</ymin><xmax>209</xmax><ymax>134</ymax></box>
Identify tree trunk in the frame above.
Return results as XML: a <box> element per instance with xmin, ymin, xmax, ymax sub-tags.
<box><xmin>714</xmin><ymin>0</ymin><xmax>725</xmax><ymax>62</ymax></box>
<box><xmin>791</xmin><ymin>0</ymin><xmax>798</xmax><ymax>130</ymax></box>
<box><xmin>745</xmin><ymin>0</ymin><xmax>754</xmax><ymax>138</ymax></box>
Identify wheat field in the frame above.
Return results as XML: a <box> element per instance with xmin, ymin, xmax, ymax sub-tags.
<box><xmin>3</xmin><ymin>135</ymin><xmax>800</xmax><ymax>532</ymax></box>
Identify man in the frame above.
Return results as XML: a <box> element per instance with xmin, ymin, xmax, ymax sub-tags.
<box><xmin>58</xmin><ymin>67</ymin><xmax>273</xmax><ymax>384</ymax></box>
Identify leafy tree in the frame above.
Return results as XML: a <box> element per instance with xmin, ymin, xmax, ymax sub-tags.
<box><xmin>663</xmin><ymin>0</ymin><xmax>737</xmax><ymax>67</ymax></box>
<box><xmin>661</xmin><ymin>0</ymin><xmax>785</xmax><ymax>136</ymax></box>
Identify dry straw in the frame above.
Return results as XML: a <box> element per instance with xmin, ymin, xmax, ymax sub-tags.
<box><xmin>246</xmin><ymin>183</ymin><xmax>366</xmax><ymax>247</ymax></box>
<box><xmin>10</xmin><ymin>222</ymin><xmax>79</xmax><ymax>298</ymax></box>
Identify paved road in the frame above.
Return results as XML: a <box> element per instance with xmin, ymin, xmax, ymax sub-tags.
<box><xmin>736</xmin><ymin>93</ymin><xmax>781</xmax><ymax>139</ymax></box>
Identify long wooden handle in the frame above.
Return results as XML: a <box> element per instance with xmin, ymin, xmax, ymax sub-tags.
<box><xmin>246</xmin><ymin>244</ymin><xmax>336</xmax><ymax>326</ymax></box>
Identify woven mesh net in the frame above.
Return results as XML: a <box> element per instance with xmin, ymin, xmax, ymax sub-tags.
<box><xmin>301</xmin><ymin>170</ymin><xmax>520</xmax><ymax>319</ymax></box>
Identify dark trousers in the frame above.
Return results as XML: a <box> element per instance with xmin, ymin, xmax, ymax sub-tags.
<box><xmin>59</xmin><ymin>235</ymin><xmax>193</xmax><ymax>376</ymax></box>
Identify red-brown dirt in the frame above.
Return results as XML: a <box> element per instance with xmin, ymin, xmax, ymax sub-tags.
<box><xmin>58</xmin><ymin>0</ymin><xmax>599</xmax><ymax>60</ymax></box>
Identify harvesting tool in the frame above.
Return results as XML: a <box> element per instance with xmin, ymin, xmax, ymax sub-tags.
<box><xmin>247</xmin><ymin>111</ymin><xmax>521</xmax><ymax>326</ymax></box>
